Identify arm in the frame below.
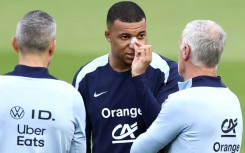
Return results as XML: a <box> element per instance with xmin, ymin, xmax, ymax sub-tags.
<box><xmin>69</xmin><ymin>92</ymin><xmax>86</xmax><ymax>153</ymax></box>
<box><xmin>85</xmin><ymin>111</ymin><xmax>92</xmax><ymax>153</ymax></box>
<box><xmin>131</xmin><ymin>42</ymin><xmax>158</xmax><ymax>126</ymax></box>
<box><xmin>72</xmin><ymin>75</ymin><xmax>91</xmax><ymax>153</ymax></box>
<box><xmin>132</xmin><ymin>51</ymin><xmax>183</xmax><ymax>126</ymax></box>
<box><xmin>156</xmin><ymin>58</ymin><xmax>183</xmax><ymax>103</ymax></box>
<box><xmin>130</xmin><ymin>98</ymin><xmax>188</xmax><ymax>153</ymax></box>
<box><xmin>131</xmin><ymin>74</ymin><xmax>161</xmax><ymax>126</ymax></box>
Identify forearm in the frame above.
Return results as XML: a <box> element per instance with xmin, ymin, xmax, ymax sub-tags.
<box><xmin>132</xmin><ymin>74</ymin><xmax>161</xmax><ymax>126</ymax></box>
<box><xmin>130</xmin><ymin>133</ymin><xmax>163</xmax><ymax>153</ymax></box>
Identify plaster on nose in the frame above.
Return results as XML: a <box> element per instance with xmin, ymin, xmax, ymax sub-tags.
<box><xmin>129</xmin><ymin>37</ymin><xmax>138</xmax><ymax>48</ymax></box>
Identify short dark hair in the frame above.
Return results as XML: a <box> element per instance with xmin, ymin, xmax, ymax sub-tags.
<box><xmin>106</xmin><ymin>1</ymin><xmax>146</xmax><ymax>28</ymax></box>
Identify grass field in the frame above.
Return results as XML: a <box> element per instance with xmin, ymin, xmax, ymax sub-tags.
<box><xmin>0</xmin><ymin>0</ymin><xmax>244</xmax><ymax>152</ymax></box>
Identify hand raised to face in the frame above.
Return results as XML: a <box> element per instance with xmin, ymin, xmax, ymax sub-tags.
<box><xmin>131</xmin><ymin>39</ymin><xmax>152</xmax><ymax>77</ymax></box>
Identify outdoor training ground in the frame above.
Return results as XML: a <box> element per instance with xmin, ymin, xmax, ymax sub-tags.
<box><xmin>0</xmin><ymin>0</ymin><xmax>244</xmax><ymax>152</ymax></box>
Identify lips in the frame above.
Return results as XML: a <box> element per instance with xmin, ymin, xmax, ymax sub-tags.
<box><xmin>126</xmin><ymin>53</ymin><xmax>135</xmax><ymax>60</ymax></box>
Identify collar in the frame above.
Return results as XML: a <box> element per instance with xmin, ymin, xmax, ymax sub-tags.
<box><xmin>5</xmin><ymin>65</ymin><xmax>57</xmax><ymax>79</ymax></box>
<box><xmin>178</xmin><ymin>76</ymin><xmax>226</xmax><ymax>90</ymax></box>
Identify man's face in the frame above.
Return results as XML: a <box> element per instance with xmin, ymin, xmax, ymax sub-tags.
<box><xmin>105</xmin><ymin>19</ymin><xmax>147</xmax><ymax>70</ymax></box>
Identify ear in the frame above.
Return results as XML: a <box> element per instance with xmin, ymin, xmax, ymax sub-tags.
<box><xmin>48</xmin><ymin>39</ymin><xmax>56</xmax><ymax>56</ymax></box>
<box><xmin>183</xmin><ymin>44</ymin><xmax>191</xmax><ymax>61</ymax></box>
<box><xmin>11</xmin><ymin>36</ymin><xmax>19</xmax><ymax>53</ymax></box>
<box><xmin>105</xmin><ymin>30</ymin><xmax>111</xmax><ymax>42</ymax></box>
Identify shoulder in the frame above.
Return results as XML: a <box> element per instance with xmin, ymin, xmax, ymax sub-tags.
<box><xmin>0</xmin><ymin>75</ymin><xmax>81</xmax><ymax>100</ymax></box>
<box><xmin>168</xmin><ymin>89</ymin><xmax>186</xmax><ymax>100</ymax></box>
<box><xmin>160</xmin><ymin>90</ymin><xmax>191</xmax><ymax>120</ymax></box>
<box><xmin>45</xmin><ymin>79</ymin><xmax>81</xmax><ymax>96</ymax></box>
<box><xmin>0</xmin><ymin>75</ymin><xmax>11</xmax><ymax>86</ymax></box>
<box><xmin>77</xmin><ymin>54</ymin><xmax>109</xmax><ymax>74</ymax></box>
<box><xmin>151</xmin><ymin>52</ymin><xmax>178</xmax><ymax>69</ymax></box>
<box><xmin>45</xmin><ymin>79</ymin><xmax>85</xmax><ymax>116</ymax></box>
<box><xmin>73</xmin><ymin>54</ymin><xmax>109</xmax><ymax>86</ymax></box>
<box><xmin>163</xmin><ymin>87</ymin><xmax>199</xmax><ymax>112</ymax></box>
<box><xmin>149</xmin><ymin>52</ymin><xmax>179</xmax><ymax>82</ymax></box>
<box><xmin>48</xmin><ymin>80</ymin><xmax>85</xmax><ymax>108</ymax></box>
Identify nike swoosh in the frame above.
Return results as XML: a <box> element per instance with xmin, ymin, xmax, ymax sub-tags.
<box><xmin>94</xmin><ymin>91</ymin><xmax>107</xmax><ymax>97</ymax></box>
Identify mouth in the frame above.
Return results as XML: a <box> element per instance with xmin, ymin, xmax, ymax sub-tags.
<box><xmin>126</xmin><ymin>53</ymin><xmax>135</xmax><ymax>60</ymax></box>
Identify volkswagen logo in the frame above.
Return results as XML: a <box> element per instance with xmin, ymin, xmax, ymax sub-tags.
<box><xmin>10</xmin><ymin>106</ymin><xmax>25</xmax><ymax>119</ymax></box>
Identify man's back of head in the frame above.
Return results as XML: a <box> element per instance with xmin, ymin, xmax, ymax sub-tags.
<box><xmin>180</xmin><ymin>20</ymin><xmax>226</xmax><ymax>68</ymax></box>
<box><xmin>15</xmin><ymin>10</ymin><xmax>56</xmax><ymax>54</ymax></box>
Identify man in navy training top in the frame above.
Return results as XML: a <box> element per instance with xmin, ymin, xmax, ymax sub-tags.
<box><xmin>130</xmin><ymin>20</ymin><xmax>243</xmax><ymax>153</ymax></box>
<box><xmin>73</xmin><ymin>1</ymin><xmax>183</xmax><ymax>153</ymax></box>
<box><xmin>0</xmin><ymin>10</ymin><xmax>86</xmax><ymax>153</ymax></box>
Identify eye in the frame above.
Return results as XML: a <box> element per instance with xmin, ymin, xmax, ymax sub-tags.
<box><xmin>119</xmin><ymin>35</ymin><xmax>130</xmax><ymax>40</ymax></box>
<box><xmin>138</xmin><ymin>33</ymin><xmax>146</xmax><ymax>39</ymax></box>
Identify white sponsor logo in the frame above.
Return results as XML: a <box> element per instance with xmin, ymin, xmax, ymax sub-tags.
<box><xmin>112</xmin><ymin>122</ymin><xmax>138</xmax><ymax>144</ymax></box>
<box><xmin>94</xmin><ymin>91</ymin><xmax>107</xmax><ymax>97</ymax></box>
<box><xmin>101</xmin><ymin>108</ymin><xmax>142</xmax><ymax>118</ymax></box>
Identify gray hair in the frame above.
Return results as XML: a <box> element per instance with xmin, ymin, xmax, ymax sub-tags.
<box><xmin>16</xmin><ymin>10</ymin><xmax>56</xmax><ymax>53</ymax></box>
<box><xmin>180</xmin><ymin>20</ymin><xmax>226</xmax><ymax>68</ymax></box>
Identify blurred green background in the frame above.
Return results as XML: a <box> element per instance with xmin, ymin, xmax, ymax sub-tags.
<box><xmin>0</xmin><ymin>0</ymin><xmax>244</xmax><ymax>152</ymax></box>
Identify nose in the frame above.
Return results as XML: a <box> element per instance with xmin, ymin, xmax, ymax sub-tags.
<box><xmin>129</xmin><ymin>37</ymin><xmax>138</xmax><ymax>48</ymax></box>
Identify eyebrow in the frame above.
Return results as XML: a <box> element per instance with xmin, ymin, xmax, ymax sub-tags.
<box><xmin>118</xmin><ymin>31</ymin><xmax>146</xmax><ymax>36</ymax></box>
<box><xmin>137</xmin><ymin>31</ymin><xmax>146</xmax><ymax>34</ymax></box>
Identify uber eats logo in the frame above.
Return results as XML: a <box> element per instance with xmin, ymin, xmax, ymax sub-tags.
<box><xmin>10</xmin><ymin>106</ymin><xmax>55</xmax><ymax>147</ymax></box>
<box><xmin>213</xmin><ymin>118</ymin><xmax>240</xmax><ymax>153</ymax></box>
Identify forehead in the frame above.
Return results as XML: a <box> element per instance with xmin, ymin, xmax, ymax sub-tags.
<box><xmin>109</xmin><ymin>19</ymin><xmax>146</xmax><ymax>34</ymax></box>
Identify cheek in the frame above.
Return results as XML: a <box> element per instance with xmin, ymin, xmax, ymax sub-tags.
<box><xmin>177</xmin><ymin>53</ymin><xmax>184</xmax><ymax>75</ymax></box>
<box><xmin>138</xmin><ymin>38</ymin><xmax>147</xmax><ymax>45</ymax></box>
<box><xmin>114</xmin><ymin>40</ymin><xmax>130</xmax><ymax>49</ymax></box>
<box><xmin>111</xmin><ymin>40</ymin><xmax>129</xmax><ymax>54</ymax></box>
<box><xmin>110</xmin><ymin>40</ymin><xmax>119</xmax><ymax>49</ymax></box>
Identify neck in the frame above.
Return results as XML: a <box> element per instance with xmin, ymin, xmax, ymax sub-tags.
<box><xmin>18</xmin><ymin>52</ymin><xmax>50</xmax><ymax>68</ymax></box>
<box><xmin>183</xmin><ymin>65</ymin><xmax>217</xmax><ymax>81</ymax></box>
<box><xmin>109</xmin><ymin>53</ymin><xmax>131</xmax><ymax>72</ymax></box>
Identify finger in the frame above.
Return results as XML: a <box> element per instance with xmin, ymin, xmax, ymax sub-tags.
<box><xmin>144</xmin><ymin>45</ymin><xmax>152</xmax><ymax>59</ymax></box>
<box><xmin>138</xmin><ymin>45</ymin><xmax>151</xmax><ymax>62</ymax></box>
<box><xmin>135</xmin><ymin>47</ymin><xmax>143</xmax><ymax>58</ymax></box>
<box><xmin>139</xmin><ymin>45</ymin><xmax>150</xmax><ymax>54</ymax></box>
<box><xmin>134</xmin><ymin>40</ymin><xmax>143</xmax><ymax>47</ymax></box>
<box><xmin>133</xmin><ymin>42</ymin><xmax>139</xmax><ymax>50</ymax></box>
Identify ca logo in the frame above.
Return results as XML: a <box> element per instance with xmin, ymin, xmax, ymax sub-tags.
<box><xmin>221</xmin><ymin>118</ymin><xmax>237</xmax><ymax>137</ymax></box>
<box><xmin>112</xmin><ymin>122</ymin><xmax>138</xmax><ymax>144</ymax></box>
<box><xmin>10</xmin><ymin>106</ymin><xmax>25</xmax><ymax>119</ymax></box>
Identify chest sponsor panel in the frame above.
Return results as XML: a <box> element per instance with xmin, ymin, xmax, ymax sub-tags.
<box><xmin>112</xmin><ymin>122</ymin><xmax>138</xmax><ymax>144</ymax></box>
<box><xmin>212</xmin><ymin>118</ymin><xmax>241</xmax><ymax>153</ymax></box>
<box><xmin>9</xmin><ymin>106</ymin><xmax>56</xmax><ymax>147</ymax></box>
<box><xmin>100</xmin><ymin>107</ymin><xmax>143</xmax><ymax>144</ymax></box>
<box><xmin>101</xmin><ymin>107</ymin><xmax>142</xmax><ymax>119</ymax></box>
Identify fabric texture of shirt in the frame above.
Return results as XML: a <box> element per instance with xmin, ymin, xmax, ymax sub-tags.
<box><xmin>72</xmin><ymin>52</ymin><xmax>183</xmax><ymax>153</ymax></box>
<box><xmin>0</xmin><ymin>65</ymin><xmax>86</xmax><ymax>153</ymax></box>
<box><xmin>130</xmin><ymin>76</ymin><xmax>243</xmax><ymax>153</ymax></box>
